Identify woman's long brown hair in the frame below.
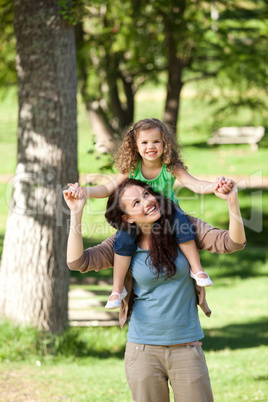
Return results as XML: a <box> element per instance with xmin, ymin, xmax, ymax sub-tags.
<box><xmin>105</xmin><ymin>179</ymin><xmax>179</xmax><ymax>280</ymax></box>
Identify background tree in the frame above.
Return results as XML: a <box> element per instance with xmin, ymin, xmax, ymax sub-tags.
<box><xmin>76</xmin><ymin>0</ymin><xmax>268</xmax><ymax>145</ymax></box>
<box><xmin>0</xmin><ymin>0</ymin><xmax>78</xmax><ymax>333</ymax></box>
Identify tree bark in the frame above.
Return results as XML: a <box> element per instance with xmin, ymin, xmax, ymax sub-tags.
<box><xmin>0</xmin><ymin>0</ymin><xmax>78</xmax><ymax>333</ymax></box>
<box><xmin>163</xmin><ymin>14</ymin><xmax>184</xmax><ymax>134</ymax></box>
<box><xmin>162</xmin><ymin>0</ymin><xmax>187</xmax><ymax>134</ymax></box>
<box><xmin>163</xmin><ymin>62</ymin><xmax>183</xmax><ymax>134</ymax></box>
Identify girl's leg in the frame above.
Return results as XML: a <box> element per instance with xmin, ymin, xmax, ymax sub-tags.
<box><xmin>105</xmin><ymin>254</ymin><xmax>130</xmax><ymax>308</ymax></box>
<box><xmin>110</xmin><ymin>254</ymin><xmax>131</xmax><ymax>300</ymax></box>
<box><xmin>106</xmin><ymin>230</ymin><xmax>137</xmax><ymax>308</ymax></box>
<box><xmin>179</xmin><ymin>240</ymin><xmax>213</xmax><ymax>287</ymax></box>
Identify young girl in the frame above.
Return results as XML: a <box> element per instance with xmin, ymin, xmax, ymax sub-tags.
<box><xmin>67</xmin><ymin>118</ymin><xmax>231</xmax><ymax>309</ymax></box>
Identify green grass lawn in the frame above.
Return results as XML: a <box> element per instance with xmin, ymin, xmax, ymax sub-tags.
<box><xmin>0</xmin><ymin>250</ymin><xmax>267</xmax><ymax>401</ymax></box>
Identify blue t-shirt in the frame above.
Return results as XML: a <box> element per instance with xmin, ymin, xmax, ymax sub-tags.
<box><xmin>127</xmin><ymin>247</ymin><xmax>204</xmax><ymax>345</ymax></box>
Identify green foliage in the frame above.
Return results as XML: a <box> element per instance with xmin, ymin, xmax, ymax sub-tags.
<box><xmin>203</xmin><ymin>0</ymin><xmax>268</xmax><ymax>126</ymax></box>
<box><xmin>58</xmin><ymin>0</ymin><xmax>87</xmax><ymax>25</ymax></box>
<box><xmin>0</xmin><ymin>0</ymin><xmax>16</xmax><ymax>88</ymax></box>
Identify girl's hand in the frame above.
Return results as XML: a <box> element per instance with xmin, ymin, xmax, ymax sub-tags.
<box><xmin>63</xmin><ymin>187</ymin><xmax>87</xmax><ymax>212</ymax></box>
<box><xmin>67</xmin><ymin>182</ymin><xmax>85</xmax><ymax>199</ymax></box>
<box><xmin>215</xmin><ymin>176</ymin><xmax>233</xmax><ymax>194</ymax></box>
<box><xmin>214</xmin><ymin>179</ymin><xmax>237</xmax><ymax>201</ymax></box>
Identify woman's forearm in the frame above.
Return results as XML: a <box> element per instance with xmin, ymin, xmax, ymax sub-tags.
<box><xmin>67</xmin><ymin>210</ymin><xmax>84</xmax><ymax>262</ymax></box>
<box><xmin>227</xmin><ymin>197</ymin><xmax>246</xmax><ymax>244</ymax></box>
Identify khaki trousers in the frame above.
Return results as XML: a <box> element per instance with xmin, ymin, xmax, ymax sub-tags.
<box><xmin>124</xmin><ymin>342</ymin><xmax>214</xmax><ymax>402</ymax></box>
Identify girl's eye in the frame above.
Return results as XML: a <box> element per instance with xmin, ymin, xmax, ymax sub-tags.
<box><xmin>134</xmin><ymin>200</ymin><xmax>139</xmax><ymax>206</ymax></box>
<box><xmin>144</xmin><ymin>191</ymin><xmax>149</xmax><ymax>197</ymax></box>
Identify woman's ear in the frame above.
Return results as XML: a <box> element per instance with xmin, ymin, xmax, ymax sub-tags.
<box><xmin>122</xmin><ymin>214</ymin><xmax>134</xmax><ymax>224</ymax></box>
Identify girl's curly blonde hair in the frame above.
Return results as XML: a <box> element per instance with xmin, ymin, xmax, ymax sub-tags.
<box><xmin>114</xmin><ymin>118</ymin><xmax>187</xmax><ymax>175</ymax></box>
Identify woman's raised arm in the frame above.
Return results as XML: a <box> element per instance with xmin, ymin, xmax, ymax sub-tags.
<box><xmin>63</xmin><ymin>189</ymin><xmax>86</xmax><ymax>262</ymax></box>
<box><xmin>214</xmin><ymin>180</ymin><xmax>246</xmax><ymax>245</ymax></box>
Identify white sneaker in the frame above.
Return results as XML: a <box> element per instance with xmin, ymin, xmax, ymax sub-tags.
<box><xmin>190</xmin><ymin>271</ymin><xmax>213</xmax><ymax>287</ymax></box>
<box><xmin>105</xmin><ymin>287</ymin><xmax>128</xmax><ymax>309</ymax></box>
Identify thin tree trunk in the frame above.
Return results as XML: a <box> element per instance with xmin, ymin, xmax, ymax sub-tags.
<box><xmin>163</xmin><ymin>1</ymin><xmax>186</xmax><ymax>134</ymax></box>
<box><xmin>0</xmin><ymin>0</ymin><xmax>78</xmax><ymax>333</ymax></box>
<box><xmin>86</xmin><ymin>106</ymin><xmax>115</xmax><ymax>153</ymax></box>
<box><xmin>163</xmin><ymin>62</ymin><xmax>183</xmax><ymax>133</ymax></box>
<box><xmin>76</xmin><ymin>22</ymin><xmax>116</xmax><ymax>153</ymax></box>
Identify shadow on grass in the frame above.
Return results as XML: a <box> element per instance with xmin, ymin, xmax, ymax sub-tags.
<box><xmin>259</xmin><ymin>129</ymin><xmax>268</xmax><ymax>149</ymax></box>
<box><xmin>57</xmin><ymin>318</ymin><xmax>268</xmax><ymax>359</ymax></box>
<box><xmin>0</xmin><ymin>233</ymin><xmax>4</xmax><ymax>259</ymax></box>
<box><xmin>185</xmin><ymin>141</ymin><xmax>209</xmax><ymax>149</ymax></box>
<box><xmin>202</xmin><ymin>317</ymin><xmax>268</xmax><ymax>351</ymax></box>
<box><xmin>200</xmin><ymin>248</ymin><xmax>268</xmax><ymax>280</ymax></box>
<box><xmin>48</xmin><ymin>326</ymin><xmax>126</xmax><ymax>360</ymax></box>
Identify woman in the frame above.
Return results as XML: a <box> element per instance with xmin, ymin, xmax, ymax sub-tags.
<box><xmin>64</xmin><ymin>178</ymin><xmax>246</xmax><ymax>402</ymax></box>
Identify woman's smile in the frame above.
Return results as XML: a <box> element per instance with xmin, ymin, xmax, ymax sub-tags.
<box><xmin>145</xmin><ymin>204</ymin><xmax>157</xmax><ymax>215</ymax></box>
<box><xmin>121</xmin><ymin>185</ymin><xmax>161</xmax><ymax>226</ymax></box>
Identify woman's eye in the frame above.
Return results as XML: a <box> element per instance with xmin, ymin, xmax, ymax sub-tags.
<box><xmin>144</xmin><ymin>192</ymin><xmax>149</xmax><ymax>197</ymax></box>
<box><xmin>134</xmin><ymin>201</ymin><xmax>139</xmax><ymax>206</ymax></box>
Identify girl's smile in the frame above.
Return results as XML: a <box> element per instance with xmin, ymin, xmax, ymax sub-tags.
<box><xmin>136</xmin><ymin>127</ymin><xmax>164</xmax><ymax>162</ymax></box>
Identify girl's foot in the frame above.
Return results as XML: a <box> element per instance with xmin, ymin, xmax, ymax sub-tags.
<box><xmin>190</xmin><ymin>271</ymin><xmax>213</xmax><ymax>287</ymax></box>
<box><xmin>105</xmin><ymin>287</ymin><xmax>128</xmax><ymax>309</ymax></box>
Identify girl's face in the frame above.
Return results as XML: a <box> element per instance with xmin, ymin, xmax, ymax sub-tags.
<box><xmin>121</xmin><ymin>185</ymin><xmax>161</xmax><ymax>228</ymax></box>
<box><xmin>136</xmin><ymin>127</ymin><xmax>164</xmax><ymax>162</ymax></box>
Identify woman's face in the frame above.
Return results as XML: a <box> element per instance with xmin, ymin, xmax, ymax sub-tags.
<box><xmin>121</xmin><ymin>185</ymin><xmax>161</xmax><ymax>227</ymax></box>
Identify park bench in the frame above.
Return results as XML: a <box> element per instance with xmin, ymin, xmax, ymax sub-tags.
<box><xmin>207</xmin><ymin>126</ymin><xmax>265</xmax><ymax>151</ymax></box>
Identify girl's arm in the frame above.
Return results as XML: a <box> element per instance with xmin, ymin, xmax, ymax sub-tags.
<box><xmin>173</xmin><ymin>166</ymin><xmax>225</xmax><ymax>194</ymax></box>
<box><xmin>67</xmin><ymin>172</ymin><xmax>129</xmax><ymax>199</ymax></box>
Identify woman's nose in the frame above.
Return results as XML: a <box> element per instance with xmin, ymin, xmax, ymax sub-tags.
<box><xmin>144</xmin><ymin>198</ymin><xmax>151</xmax><ymax>208</ymax></box>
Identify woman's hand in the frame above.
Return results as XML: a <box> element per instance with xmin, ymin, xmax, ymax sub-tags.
<box><xmin>67</xmin><ymin>182</ymin><xmax>86</xmax><ymax>199</ymax></box>
<box><xmin>63</xmin><ymin>186</ymin><xmax>87</xmax><ymax>213</ymax></box>
<box><xmin>215</xmin><ymin>179</ymin><xmax>246</xmax><ymax>244</ymax></box>
<box><xmin>214</xmin><ymin>179</ymin><xmax>238</xmax><ymax>203</ymax></box>
<box><xmin>214</xmin><ymin>176</ymin><xmax>234</xmax><ymax>194</ymax></box>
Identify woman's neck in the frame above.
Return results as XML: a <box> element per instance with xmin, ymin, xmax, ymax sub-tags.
<box><xmin>137</xmin><ymin>233</ymin><xmax>151</xmax><ymax>250</ymax></box>
<box><xmin>137</xmin><ymin>224</ymin><xmax>152</xmax><ymax>249</ymax></box>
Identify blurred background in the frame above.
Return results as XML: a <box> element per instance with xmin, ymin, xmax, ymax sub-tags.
<box><xmin>0</xmin><ymin>1</ymin><xmax>267</xmax><ymax>401</ymax></box>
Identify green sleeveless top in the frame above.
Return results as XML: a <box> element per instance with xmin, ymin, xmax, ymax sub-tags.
<box><xmin>129</xmin><ymin>160</ymin><xmax>179</xmax><ymax>204</ymax></box>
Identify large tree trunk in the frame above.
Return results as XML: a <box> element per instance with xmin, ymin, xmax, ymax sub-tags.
<box><xmin>0</xmin><ymin>0</ymin><xmax>78</xmax><ymax>333</ymax></box>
